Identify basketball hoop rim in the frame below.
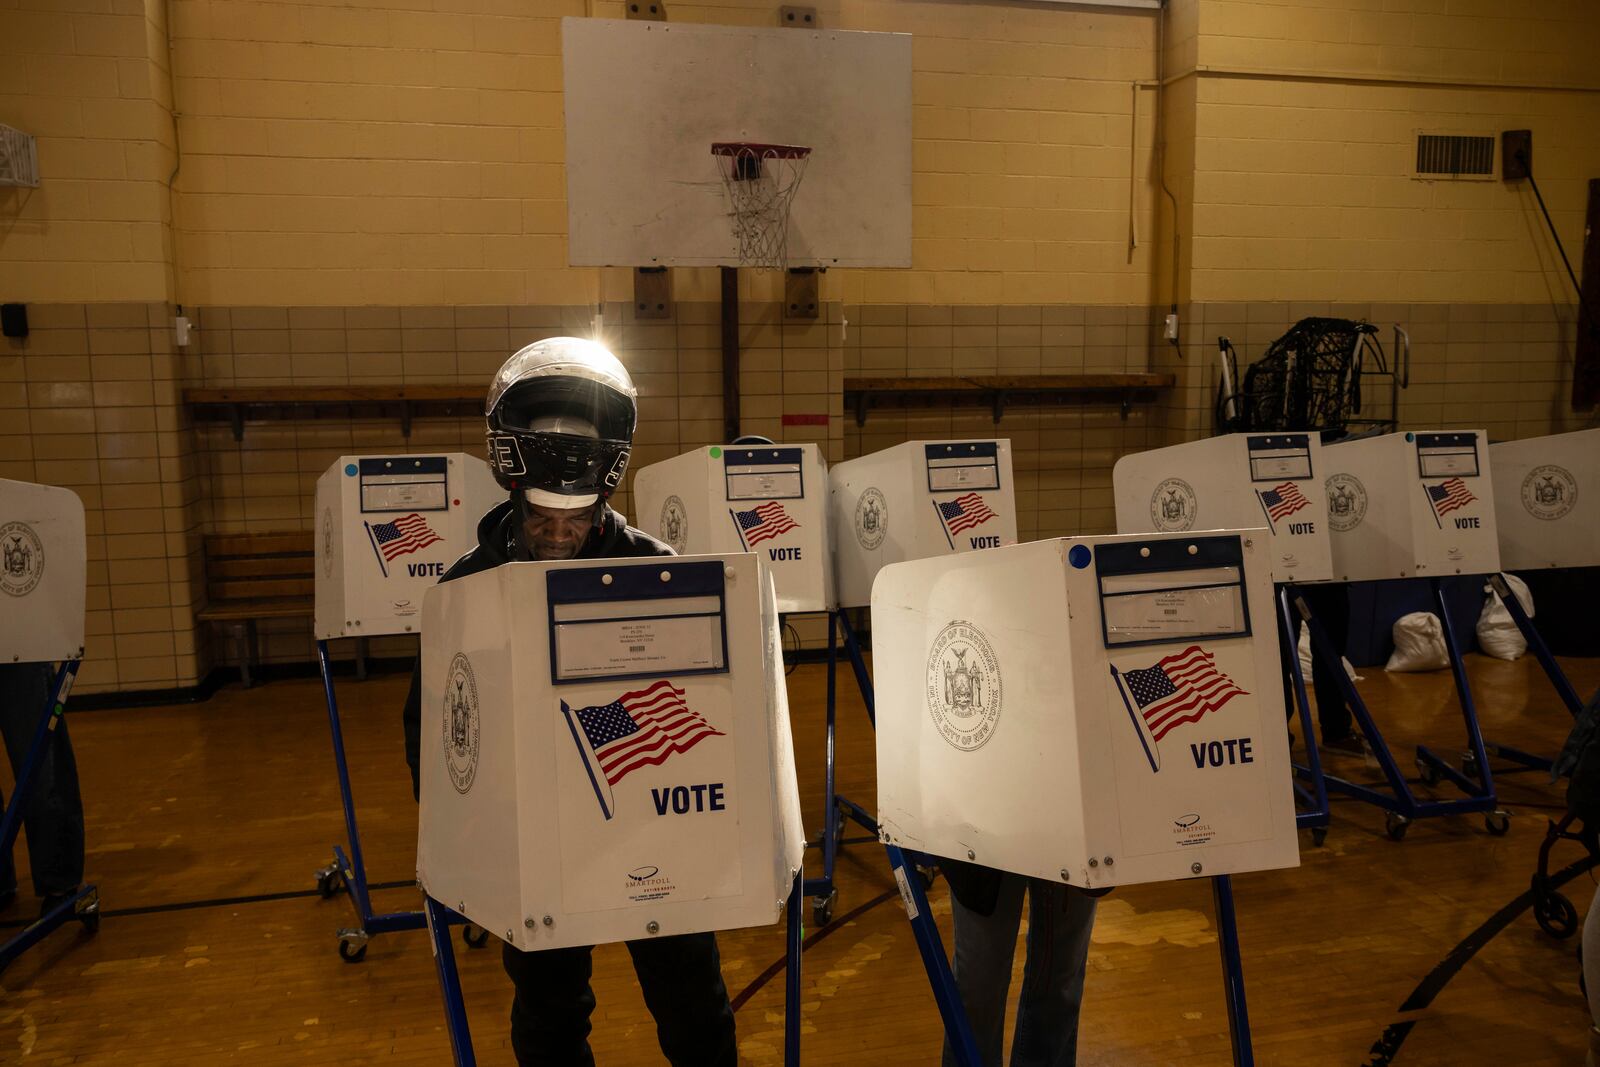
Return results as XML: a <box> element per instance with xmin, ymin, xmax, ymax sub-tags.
<box><xmin>711</xmin><ymin>141</ymin><xmax>812</xmax><ymax>159</ymax></box>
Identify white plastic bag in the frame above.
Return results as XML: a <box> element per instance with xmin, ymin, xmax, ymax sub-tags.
<box><xmin>1476</xmin><ymin>573</ymin><xmax>1534</xmax><ymax>661</ymax></box>
<box><xmin>1385</xmin><ymin>611</ymin><xmax>1449</xmax><ymax>672</ymax></box>
<box><xmin>1297</xmin><ymin>625</ymin><xmax>1363</xmax><ymax>684</ymax></box>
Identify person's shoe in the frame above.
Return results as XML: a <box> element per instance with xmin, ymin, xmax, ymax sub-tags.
<box><xmin>1320</xmin><ymin>733</ymin><xmax>1368</xmax><ymax>757</ymax></box>
<box><xmin>38</xmin><ymin>888</ymin><xmax>80</xmax><ymax>919</ymax></box>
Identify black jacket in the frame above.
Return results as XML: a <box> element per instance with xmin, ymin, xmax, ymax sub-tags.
<box><xmin>403</xmin><ymin>499</ymin><xmax>672</xmax><ymax>797</ymax></box>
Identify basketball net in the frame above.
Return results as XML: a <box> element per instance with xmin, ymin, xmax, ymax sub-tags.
<box><xmin>712</xmin><ymin>143</ymin><xmax>811</xmax><ymax>270</ymax></box>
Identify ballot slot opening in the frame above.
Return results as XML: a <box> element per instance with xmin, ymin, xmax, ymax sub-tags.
<box><xmin>358</xmin><ymin>456</ymin><xmax>450</xmax><ymax>512</ymax></box>
<box><xmin>1094</xmin><ymin>536</ymin><xmax>1252</xmax><ymax>649</ymax></box>
<box><xmin>546</xmin><ymin>561</ymin><xmax>729</xmax><ymax>684</ymax></box>
<box><xmin>1415</xmin><ymin>432</ymin><xmax>1481</xmax><ymax>479</ymax></box>
<box><xmin>723</xmin><ymin>447</ymin><xmax>805</xmax><ymax>501</ymax></box>
<box><xmin>924</xmin><ymin>442</ymin><xmax>1001</xmax><ymax>493</ymax></box>
<box><xmin>1245</xmin><ymin>434</ymin><xmax>1313</xmax><ymax>482</ymax></box>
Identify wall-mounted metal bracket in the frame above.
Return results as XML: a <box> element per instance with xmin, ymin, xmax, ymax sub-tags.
<box><xmin>785</xmin><ymin>268</ymin><xmax>819</xmax><ymax>320</ymax></box>
<box><xmin>634</xmin><ymin>267</ymin><xmax>672</xmax><ymax>320</ymax></box>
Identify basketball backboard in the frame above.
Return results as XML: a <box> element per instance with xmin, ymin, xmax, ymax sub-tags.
<box><xmin>562</xmin><ymin>17</ymin><xmax>912</xmax><ymax>269</ymax></box>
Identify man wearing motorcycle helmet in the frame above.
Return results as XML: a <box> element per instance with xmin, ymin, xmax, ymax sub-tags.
<box><xmin>402</xmin><ymin>337</ymin><xmax>738</xmax><ymax>1066</ymax></box>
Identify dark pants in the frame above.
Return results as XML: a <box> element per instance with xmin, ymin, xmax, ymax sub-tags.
<box><xmin>1292</xmin><ymin>582</ymin><xmax>1354</xmax><ymax>740</ymax></box>
<box><xmin>502</xmin><ymin>931</ymin><xmax>737</xmax><ymax>1067</ymax></box>
<box><xmin>0</xmin><ymin>662</ymin><xmax>85</xmax><ymax>898</ymax></box>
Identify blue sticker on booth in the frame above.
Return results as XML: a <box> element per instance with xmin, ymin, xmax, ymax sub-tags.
<box><xmin>344</xmin><ymin>463</ymin><xmax>358</xmax><ymax>476</ymax></box>
<box><xmin>1068</xmin><ymin>544</ymin><xmax>1092</xmax><ymax>569</ymax></box>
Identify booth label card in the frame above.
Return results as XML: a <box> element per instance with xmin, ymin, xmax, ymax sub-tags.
<box><xmin>0</xmin><ymin>521</ymin><xmax>43</xmax><ymax>597</ymax></box>
<box><xmin>925</xmin><ymin>620</ymin><xmax>1003</xmax><ymax>751</ymax></box>
<box><xmin>555</xmin><ymin>612</ymin><xmax>725</xmax><ymax>681</ymax></box>
<box><xmin>1103</xmin><ymin>586</ymin><xmax>1244</xmax><ymax>646</ymax></box>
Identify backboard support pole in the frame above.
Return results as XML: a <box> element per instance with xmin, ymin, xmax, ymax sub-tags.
<box><xmin>722</xmin><ymin>265</ymin><xmax>741</xmax><ymax>440</ymax></box>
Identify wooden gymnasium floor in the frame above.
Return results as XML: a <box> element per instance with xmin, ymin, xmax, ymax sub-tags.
<box><xmin>1</xmin><ymin>649</ymin><xmax>1596</xmax><ymax>1065</ymax></box>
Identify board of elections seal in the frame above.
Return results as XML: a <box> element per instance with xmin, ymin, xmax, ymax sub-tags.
<box><xmin>442</xmin><ymin>652</ymin><xmax>481</xmax><ymax>795</ymax></box>
<box><xmin>1149</xmin><ymin>478</ymin><xmax>1197</xmax><ymax>532</ymax></box>
<box><xmin>0</xmin><ymin>521</ymin><xmax>44</xmax><ymax>598</ymax></box>
<box><xmin>855</xmin><ymin>487</ymin><xmax>887</xmax><ymax>550</ymax></box>
<box><xmin>659</xmin><ymin>495</ymin><xmax>689</xmax><ymax>553</ymax></box>
<box><xmin>925</xmin><ymin>620</ymin><xmax>1002</xmax><ymax>752</ymax></box>
<box><xmin>320</xmin><ymin>507</ymin><xmax>335</xmax><ymax>577</ymax></box>
<box><xmin>1521</xmin><ymin>464</ymin><xmax>1576</xmax><ymax>521</ymax></box>
<box><xmin>1324</xmin><ymin>474</ymin><xmax>1367</xmax><ymax>533</ymax></box>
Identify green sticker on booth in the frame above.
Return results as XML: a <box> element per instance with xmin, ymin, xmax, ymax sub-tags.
<box><xmin>710</xmin><ymin>446</ymin><xmax>722</xmax><ymax>458</ymax></box>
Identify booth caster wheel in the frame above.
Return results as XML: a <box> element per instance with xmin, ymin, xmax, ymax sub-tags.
<box><xmin>337</xmin><ymin>930</ymin><xmax>369</xmax><ymax>963</ymax></box>
<box><xmin>1310</xmin><ymin>827</ymin><xmax>1328</xmax><ymax>847</ymax></box>
<box><xmin>1385</xmin><ymin>812</ymin><xmax>1410</xmax><ymax>841</ymax></box>
<box><xmin>1534</xmin><ymin>888</ymin><xmax>1578</xmax><ymax>939</ymax></box>
<box><xmin>462</xmin><ymin>925</ymin><xmax>489</xmax><ymax>949</ymax></box>
<box><xmin>1416</xmin><ymin>758</ymin><xmax>1441</xmax><ymax>787</ymax></box>
<box><xmin>78</xmin><ymin>896</ymin><xmax>100</xmax><ymax>935</ymax></box>
<box><xmin>1485</xmin><ymin>810</ymin><xmax>1511</xmax><ymax>836</ymax></box>
<box><xmin>812</xmin><ymin>890</ymin><xmax>838</xmax><ymax>927</ymax></box>
<box><xmin>315</xmin><ymin>863</ymin><xmax>345</xmax><ymax>899</ymax></box>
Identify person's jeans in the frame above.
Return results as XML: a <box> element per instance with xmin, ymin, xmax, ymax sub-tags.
<box><xmin>502</xmin><ymin>930</ymin><xmax>737</xmax><ymax>1066</ymax></box>
<box><xmin>0</xmin><ymin>661</ymin><xmax>85</xmax><ymax>898</ymax></box>
<box><xmin>942</xmin><ymin>873</ymin><xmax>1097</xmax><ymax>1067</ymax></box>
<box><xmin>1291</xmin><ymin>581</ymin><xmax>1355</xmax><ymax>740</ymax></box>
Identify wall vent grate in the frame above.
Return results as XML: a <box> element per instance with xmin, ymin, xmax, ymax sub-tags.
<box><xmin>1415</xmin><ymin>133</ymin><xmax>1495</xmax><ymax>179</ymax></box>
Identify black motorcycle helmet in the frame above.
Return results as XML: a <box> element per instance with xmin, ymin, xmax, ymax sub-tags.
<box><xmin>484</xmin><ymin>337</ymin><xmax>637</xmax><ymax>509</ymax></box>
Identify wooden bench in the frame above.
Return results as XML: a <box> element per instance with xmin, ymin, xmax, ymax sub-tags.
<box><xmin>196</xmin><ymin>532</ymin><xmax>314</xmax><ymax>687</ymax></box>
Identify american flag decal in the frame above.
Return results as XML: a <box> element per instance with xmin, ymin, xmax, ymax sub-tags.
<box><xmin>935</xmin><ymin>492</ymin><xmax>998</xmax><ymax>540</ymax></box>
<box><xmin>1425</xmin><ymin>477</ymin><xmax>1476</xmax><ymax>522</ymax></box>
<box><xmin>1257</xmin><ymin>481</ymin><xmax>1310</xmax><ymax>524</ymax></box>
<box><xmin>1114</xmin><ymin>646</ymin><xmax>1248</xmax><ymax>771</ymax></box>
<box><xmin>364</xmin><ymin>513</ymin><xmax>443</xmax><ymax>576</ymax></box>
<box><xmin>730</xmin><ymin>502</ymin><xmax>799</xmax><ymax>548</ymax></box>
<box><xmin>562</xmin><ymin>681</ymin><xmax>723</xmax><ymax>820</ymax></box>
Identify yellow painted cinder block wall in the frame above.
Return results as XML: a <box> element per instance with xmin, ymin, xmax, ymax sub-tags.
<box><xmin>0</xmin><ymin>0</ymin><xmax>176</xmax><ymax>303</ymax></box>
<box><xmin>164</xmin><ymin>0</ymin><xmax>1164</xmax><ymax>308</ymax></box>
<box><xmin>1187</xmin><ymin>0</ymin><xmax>1600</xmax><ymax>304</ymax></box>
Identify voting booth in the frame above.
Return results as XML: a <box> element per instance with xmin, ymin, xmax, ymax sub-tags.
<box><xmin>1323</xmin><ymin>430</ymin><xmax>1500</xmax><ymax>583</ymax></box>
<box><xmin>313</xmin><ymin>454</ymin><xmax>501</xmax><ymax>639</ymax></box>
<box><xmin>0</xmin><ymin>479</ymin><xmax>98</xmax><ymax>967</ymax></box>
<box><xmin>0</xmin><ymin>479</ymin><xmax>86</xmax><ymax>665</ymax></box>
<box><xmin>872</xmin><ymin>532</ymin><xmax>1299</xmax><ymax>889</ymax></box>
<box><xmin>1490</xmin><ymin>427</ymin><xmax>1599</xmax><ymax>571</ymax></box>
<box><xmin>632</xmin><ymin>444</ymin><xmax>834</xmax><ymax>615</ymax></box>
<box><xmin>830</xmin><ymin>440</ymin><xmax>1019</xmax><ymax>609</ymax></box>
<box><xmin>1113</xmin><ymin>434</ymin><xmax>1333</xmax><ymax>584</ymax></box>
<box><xmin>417</xmin><ymin>552</ymin><xmax>805</xmax><ymax>950</ymax></box>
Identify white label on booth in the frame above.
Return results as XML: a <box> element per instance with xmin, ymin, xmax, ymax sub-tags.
<box><xmin>724</xmin><ymin>447</ymin><xmax>806</xmax><ymax>501</ymax></box>
<box><xmin>1416</xmin><ymin>433</ymin><xmax>1480</xmax><ymax>478</ymax></box>
<box><xmin>1246</xmin><ymin>435</ymin><xmax>1313</xmax><ymax>482</ymax></box>
<box><xmin>1099</xmin><ymin>565</ymin><xmax>1248</xmax><ymax>647</ymax></box>
<box><xmin>359</xmin><ymin>456</ymin><xmax>450</xmax><ymax>512</ymax></box>
<box><xmin>553</xmin><ymin>608</ymin><xmax>726</xmax><ymax>680</ymax></box>
<box><xmin>926</xmin><ymin>443</ymin><xmax>1002</xmax><ymax>492</ymax></box>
